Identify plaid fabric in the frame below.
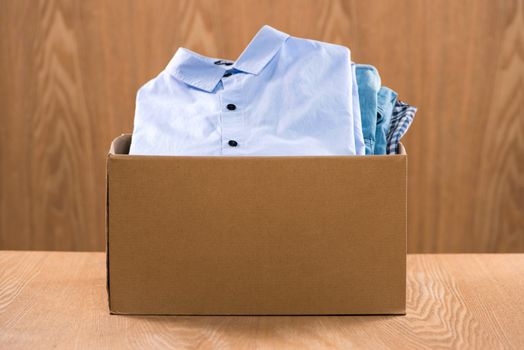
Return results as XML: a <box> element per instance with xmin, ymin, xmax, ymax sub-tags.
<box><xmin>386</xmin><ymin>100</ymin><xmax>417</xmax><ymax>154</ymax></box>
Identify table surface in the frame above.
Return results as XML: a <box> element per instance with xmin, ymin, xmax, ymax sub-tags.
<box><xmin>1</xmin><ymin>252</ymin><xmax>523</xmax><ymax>349</ymax></box>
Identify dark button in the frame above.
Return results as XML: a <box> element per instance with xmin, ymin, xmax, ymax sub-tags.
<box><xmin>223</xmin><ymin>72</ymin><xmax>232</xmax><ymax>78</ymax></box>
<box><xmin>226</xmin><ymin>104</ymin><xmax>236</xmax><ymax>111</ymax></box>
<box><xmin>228</xmin><ymin>140</ymin><xmax>238</xmax><ymax>147</ymax></box>
<box><xmin>214</xmin><ymin>60</ymin><xmax>233</xmax><ymax>66</ymax></box>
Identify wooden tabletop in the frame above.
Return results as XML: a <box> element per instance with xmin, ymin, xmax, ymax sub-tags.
<box><xmin>1</xmin><ymin>252</ymin><xmax>523</xmax><ymax>349</ymax></box>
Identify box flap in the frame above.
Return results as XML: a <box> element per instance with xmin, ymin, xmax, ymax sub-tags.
<box><xmin>398</xmin><ymin>143</ymin><xmax>406</xmax><ymax>155</ymax></box>
<box><xmin>109</xmin><ymin>134</ymin><xmax>132</xmax><ymax>155</ymax></box>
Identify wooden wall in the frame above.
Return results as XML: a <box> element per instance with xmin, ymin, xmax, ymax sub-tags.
<box><xmin>1</xmin><ymin>0</ymin><xmax>523</xmax><ymax>252</ymax></box>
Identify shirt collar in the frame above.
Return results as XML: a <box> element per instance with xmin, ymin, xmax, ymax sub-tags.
<box><xmin>166</xmin><ymin>25</ymin><xmax>290</xmax><ymax>92</ymax></box>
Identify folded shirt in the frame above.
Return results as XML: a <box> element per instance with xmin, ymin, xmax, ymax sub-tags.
<box><xmin>374</xmin><ymin>87</ymin><xmax>398</xmax><ymax>155</ymax></box>
<box><xmin>386</xmin><ymin>100</ymin><xmax>417</xmax><ymax>154</ymax></box>
<box><xmin>130</xmin><ymin>25</ymin><xmax>365</xmax><ymax>156</ymax></box>
<box><xmin>355</xmin><ymin>64</ymin><xmax>381</xmax><ymax>155</ymax></box>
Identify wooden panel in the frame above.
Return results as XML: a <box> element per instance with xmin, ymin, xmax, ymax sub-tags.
<box><xmin>1</xmin><ymin>251</ymin><xmax>524</xmax><ymax>348</ymax></box>
<box><xmin>0</xmin><ymin>0</ymin><xmax>523</xmax><ymax>251</ymax></box>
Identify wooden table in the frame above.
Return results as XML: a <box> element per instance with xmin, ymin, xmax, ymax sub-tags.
<box><xmin>1</xmin><ymin>252</ymin><xmax>523</xmax><ymax>349</ymax></box>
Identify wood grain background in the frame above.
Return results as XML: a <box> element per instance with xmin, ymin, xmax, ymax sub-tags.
<box><xmin>1</xmin><ymin>0</ymin><xmax>523</xmax><ymax>252</ymax></box>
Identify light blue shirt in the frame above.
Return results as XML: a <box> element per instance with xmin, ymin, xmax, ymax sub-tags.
<box><xmin>130</xmin><ymin>25</ymin><xmax>365</xmax><ymax>156</ymax></box>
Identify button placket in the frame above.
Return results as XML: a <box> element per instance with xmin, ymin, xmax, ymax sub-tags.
<box><xmin>220</xmin><ymin>74</ymin><xmax>246</xmax><ymax>154</ymax></box>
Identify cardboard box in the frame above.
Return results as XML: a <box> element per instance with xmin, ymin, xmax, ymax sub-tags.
<box><xmin>106</xmin><ymin>134</ymin><xmax>407</xmax><ymax>315</ymax></box>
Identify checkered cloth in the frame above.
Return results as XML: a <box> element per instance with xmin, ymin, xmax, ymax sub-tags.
<box><xmin>386</xmin><ymin>100</ymin><xmax>417</xmax><ymax>154</ymax></box>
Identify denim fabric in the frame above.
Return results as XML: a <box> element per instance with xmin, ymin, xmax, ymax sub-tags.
<box><xmin>355</xmin><ymin>65</ymin><xmax>381</xmax><ymax>155</ymax></box>
<box><xmin>374</xmin><ymin>87</ymin><xmax>398</xmax><ymax>155</ymax></box>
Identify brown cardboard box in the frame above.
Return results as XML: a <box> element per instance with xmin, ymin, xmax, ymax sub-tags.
<box><xmin>107</xmin><ymin>134</ymin><xmax>406</xmax><ymax>315</ymax></box>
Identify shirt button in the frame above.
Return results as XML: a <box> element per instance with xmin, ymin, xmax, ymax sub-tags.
<box><xmin>228</xmin><ymin>140</ymin><xmax>238</xmax><ymax>147</ymax></box>
<box><xmin>226</xmin><ymin>104</ymin><xmax>236</xmax><ymax>111</ymax></box>
<box><xmin>223</xmin><ymin>72</ymin><xmax>232</xmax><ymax>78</ymax></box>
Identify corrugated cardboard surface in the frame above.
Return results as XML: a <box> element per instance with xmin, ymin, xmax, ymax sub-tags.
<box><xmin>107</xmin><ymin>134</ymin><xmax>406</xmax><ymax>315</ymax></box>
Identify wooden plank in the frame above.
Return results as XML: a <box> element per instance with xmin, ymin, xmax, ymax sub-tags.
<box><xmin>1</xmin><ymin>0</ymin><xmax>523</xmax><ymax>251</ymax></box>
<box><xmin>0</xmin><ymin>252</ymin><xmax>523</xmax><ymax>349</ymax></box>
